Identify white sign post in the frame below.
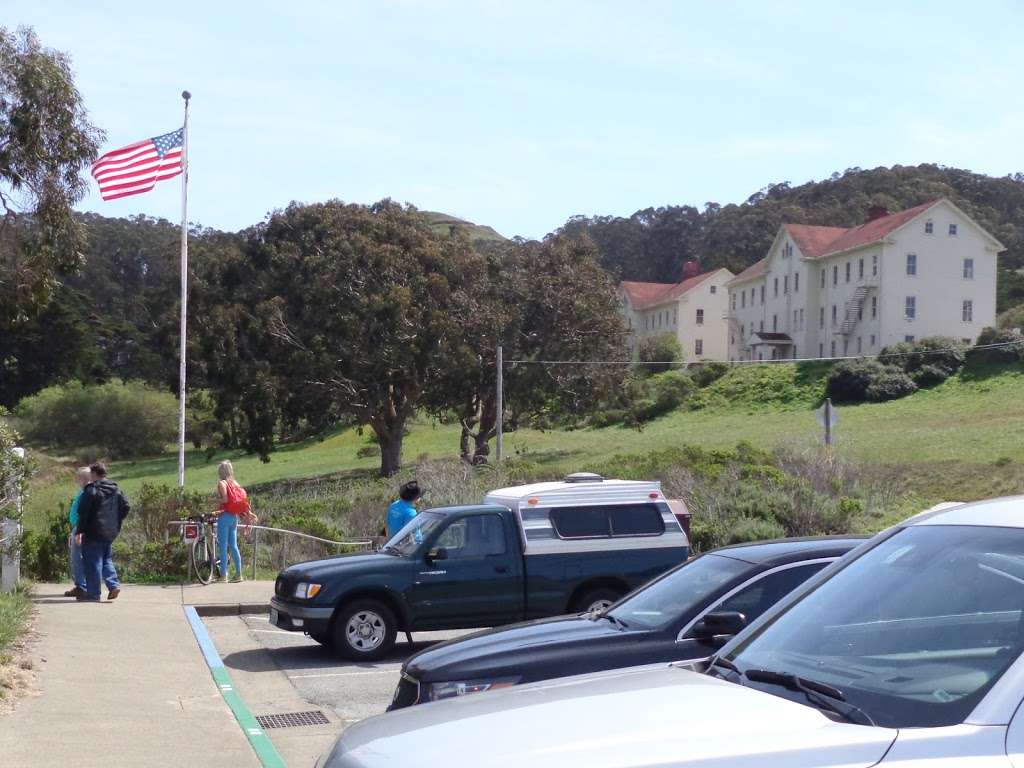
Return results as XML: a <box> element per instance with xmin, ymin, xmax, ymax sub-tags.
<box><xmin>815</xmin><ymin>399</ymin><xmax>838</xmax><ymax>447</ymax></box>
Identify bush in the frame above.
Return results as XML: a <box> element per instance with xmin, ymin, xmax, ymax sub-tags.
<box><xmin>724</xmin><ymin>517</ymin><xmax>787</xmax><ymax>545</ymax></box>
<box><xmin>21</xmin><ymin>509</ymin><xmax>71</xmax><ymax>581</ymax></box>
<box><xmin>826</xmin><ymin>359</ymin><xmax>917</xmax><ymax>403</ymax></box>
<box><xmin>132</xmin><ymin>483</ymin><xmax>208</xmax><ymax>543</ymax></box>
<box><xmin>967</xmin><ymin>327</ymin><xmax>1024</xmax><ymax>366</ymax></box>
<box><xmin>637</xmin><ymin>333</ymin><xmax>683</xmax><ymax>374</ymax></box>
<box><xmin>15</xmin><ymin>381</ymin><xmax>179</xmax><ymax>458</ymax></box>
<box><xmin>880</xmin><ymin>336</ymin><xmax>966</xmax><ymax>388</ymax></box>
<box><xmin>998</xmin><ymin>305</ymin><xmax>1024</xmax><ymax>331</ymax></box>
<box><xmin>625</xmin><ymin>371</ymin><xmax>694</xmax><ymax>426</ymax></box>
<box><xmin>689</xmin><ymin>362</ymin><xmax>729</xmax><ymax>388</ymax></box>
<box><xmin>112</xmin><ymin>540</ymin><xmax>188</xmax><ymax>583</ymax></box>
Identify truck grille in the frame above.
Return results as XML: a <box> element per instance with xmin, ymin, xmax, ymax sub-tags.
<box><xmin>274</xmin><ymin>576</ymin><xmax>290</xmax><ymax>597</ymax></box>
<box><xmin>389</xmin><ymin>674</ymin><xmax>420</xmax><ymax>710</ymax></box>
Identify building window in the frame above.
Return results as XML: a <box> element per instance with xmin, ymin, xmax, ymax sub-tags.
<box><xmin>833</xmin><ymin>265</ymin><xmax>838</xmax><ymax>286</ymax></box>
<box><xmin>905</xmin><ymin>335</ymin><xmax>916</xmax><ymax>343</ymax></box>
<box><xmin>784</xmin><ymin>275</ymin><xmax>789</xmax><ymax>294</ymax></box>
<box><xmin>819</xmin><ymin>343</ymin><xmax>824</xmax><ymax>358</ymax></box>
<box><xmin>845</xmin><ymin>261</ymin><xmax>851</xmax><ymax>283</ymax></box>
<box><xmin>774</xmin><ymin>277</ymin><xmax>779</xmax><ymax>297</ymax></box>
<box><xmin>759</xmin><ymin>320</ymin><xmax>764</xmax><ymax>332</ymax></box>
<box><xmin>710</xmin><ymin>285</ymin><xmax>717</xmax><ymax>294</ymax></box>
<box><xmin>793</xmin><ymin>309</ymin><xmax>798</xmax><ymax>327</ymax></box>
<box><xmin>741</xmin><ymin>292</ymin><xmax>746</xmax><ymax>309</ymax></box>
<box><xmin>760</xmin><ymin>285</ymin><xmax>765</xmax><ymax>304</ymax></box>
<box><xmin>799</xmin><ymin>308</ymin><xmax>804</xmax><ymax>327</ymax></box>
<box><xmin>871</xmin><ymin>296</ymin><xmax>877</xmax><ymax>318</ymax></box>
<box><xmin>772</xmin><ymin>314</ymin><xmax>778</xmax><ymax>332</ymax></box>
<box><xmin>673</xmin><ymin>308</ymin><xmax>678</xmax><ymax>325</ymax></box>
<box><xmin>843</xmin><ymin>340</ymin><xmax>849</xmax><ymax>355</ymax></box>
<box><xmin>831</xmin><ymin>304</ymin><xmax>837</xmax><ymax>324</ymax></box>
<box><xmin>821</xmin><ymin>268</ymin><xmax>826</xmax><ymax>289</ymax></box>
<box><xmin>925</xmin><ymin>220</ymin><xmax>933</xmax><ymax>234</ymax></box>
<box><xmin>731</xmin><ymin>294</ymin><xmax>736</xmax><ymax>311</ymax></box>
<box><xmin>857</xmin><ymin>336</ymin><xmax>862</xmax><ymax>353</ymax></box>
<box><xmin>794</xmin><ymin>273</ymin><xmax>800</xmax><ymax>292</ymax></box>
<box><xmin>830</xmin><ymin>341</ymin><xmax>836</xmax><ymax>357</ymax></box>
<box><xmin>949</xmin><ymin>223</ymin><xmax>958</xmax><ymax>236</ymax></box>
<box><xmin>870</xmin><ymin>334</ymin><xmax>876</xmax><ymax>347</ymax></box>
<box><xmin>696</xmin><ymin>308</ymin><xmax>704</xmax><ymax>325</ymax></box>
<box><xmin>751</xmin><ymin>287</ymin><xmax>756</xmax><ymax>305</ymax></box>
<box><xmin>963</xmin><ymin>258</ymin><xmax>974</xmax><ymax>279</ymax></box>
<box><xmin>962</xmin><ymin>300</ymin><xmax>973</xmax><ymax>322</ymax></box>
<box><xmin>858</xmin><ymin>258</ymin><xmax>864</xmax><ymax>279</ymax></box>
<box><xmin>905</xmin><ymin>296</ymin><xmax>916</xmax><ymax>320</ymax></box>
<box><xmin>858</xmin><ymin>304</ymin><xmax>863</xmax><ymax>321</ymax></box>
<box><xmin>872</xmin><ymin>254</ymin><xmax>878</xmax><ymax>277</ymax></box>
<box><xmin>962</xmin><ymin>337</ymin><xmax>971</xmax><ymax>344</ymax></box>
<box><xmin>695</xmin><ymin>339</ymin><xmax>703</xmax><ymax>355</ymax></box>
<box><xmin>819</xmin><ymin>307</ymin><xmax>825</xmax><ymax>328</ymax></box>
<box><xmin>906</xmin><ymin>253</ymin><xmax>917</xmax><ymax>276</ymax></box>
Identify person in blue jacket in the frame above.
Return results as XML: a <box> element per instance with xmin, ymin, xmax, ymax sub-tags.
<box><xmin>386</xmin><ymin>480</ymin><xmax>422</xmax><ymax>538</ymax></box>
<box><xmin>63</xmin><ymin>467</ymin><xmax>93</xmax><ymax>598</ymax></box>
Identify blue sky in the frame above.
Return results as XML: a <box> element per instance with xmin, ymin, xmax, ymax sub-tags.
<box><xmin>14</xmin><ymin>1</ymin><xmax>1024</xmax><ymax>239</ymax></box>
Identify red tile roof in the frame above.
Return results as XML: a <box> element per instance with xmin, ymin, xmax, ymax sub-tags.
<box><xmin>621</xmin><ymin>269</ymin><xmax>723</xmax><ymax>309</ymax></box>
<box><xmin>785</xmin><ymin>224</ymin><xmax>849</xmax><ymax>258</ymax></box>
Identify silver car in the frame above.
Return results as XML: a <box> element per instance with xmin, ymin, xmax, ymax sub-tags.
<box><xmin>317</xmin><ymin>496</ymin><xmax>1024</xmax><ymax>767</ymax></box>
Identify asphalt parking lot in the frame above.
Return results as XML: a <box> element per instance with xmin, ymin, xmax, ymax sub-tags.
<box><xmin>207</xmin><ymin>613</ymin><xmax>474</xmax><ymax>732</ymax></box>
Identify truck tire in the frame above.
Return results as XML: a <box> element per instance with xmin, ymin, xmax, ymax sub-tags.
<box><xmin>306</xmin><ymin>630</ymin><xmax>330</xmax><ymax>646</ymax></box>
<box><xmin>331</xmin><ymin>599</ymin><xmax>398</xmax><ymax>661</ymax></box>
<box><xmin>575</xmin><ymin>587</ymin><xmax>624</xmax><ymax>614</ymax></box>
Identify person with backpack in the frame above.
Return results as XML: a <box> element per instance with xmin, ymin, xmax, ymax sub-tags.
<box><xmin>74</xmin><ymin>463</ymin><xmax>130</xmax><ymax>602</ymax></box>
<box><xmin>215</xmin><ymin>460</ymin><xmax>248</xmax><ymax>583</ymax></box>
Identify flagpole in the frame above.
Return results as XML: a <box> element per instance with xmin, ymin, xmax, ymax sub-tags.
<box><xmin>177</xmin><ymin>90</ymin><xmax>191</xmax><ymax>491</ymax></box>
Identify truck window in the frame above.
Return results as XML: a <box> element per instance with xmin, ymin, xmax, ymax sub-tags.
<box><xmin>436</xmin><ymin>514</ymin><xmax>507</xmax><ymax>559</ymax></box>
<box><xmin>550</xmin><ymin>504</ymin><xmax>665</xmax><ymax>539</ymax></box>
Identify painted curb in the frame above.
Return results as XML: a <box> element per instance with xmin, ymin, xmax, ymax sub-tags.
<box><xmin>184</xmin><ymin>605</ymin><xmax>287</xmax><ymax>768</ymax></box>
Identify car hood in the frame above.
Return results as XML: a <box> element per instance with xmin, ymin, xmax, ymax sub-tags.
<box><xmin>324</xmin><ymin>666</ymin><xmax>897</xmax><ymax>768</ymax></box>
<box><xmin>284</xmin><ymin>551</ymin><xmax>394</xmax><ymax>579</ymax></box>
<box><xmin>406</xmin><ymin>615</ymin><xmax>636</xmax><ymax>681</ymax></box>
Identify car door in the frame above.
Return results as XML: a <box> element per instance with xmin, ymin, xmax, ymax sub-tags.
<box><xmin>406</xmin><ymin>512</ymin><xmax>523</xmax><ymax>629</ymax></box>
<box><xmin>673</xmin><ymin>560</ymin><xmax>834</xmax><ymax>659</ymax></box>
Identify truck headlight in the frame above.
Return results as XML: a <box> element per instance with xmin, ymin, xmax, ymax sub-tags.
<box><xmin>425</xmin><ymin>677</ymin><xmax>520</xmax><ymax>702</ymax></box>
<box><xmin>294</xmin><ymin>582</ymin><xmax>322</xmax><ymax>599</ymax></box>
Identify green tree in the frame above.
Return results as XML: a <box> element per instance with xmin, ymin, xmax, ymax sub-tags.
<box><xmin>0</xmin><ymin>26</ymin><xmax>104</xmax><ymax>322</ymax></box>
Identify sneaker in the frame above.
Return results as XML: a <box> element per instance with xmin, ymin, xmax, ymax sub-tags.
<box><xmin>107</xmin><ymin>587</ymin><xmax>121</xmax><ymax>601</ymax></box>
<box><xmin>230</xmin><ymin>574</ymin><xmax>245</xmax><ymax>583</ymax></box>
<box><xmin>64</xmin><ymin>586</ymin><xmax>85</xmax><ymax>598</ymax></box>
<box><xmin>218</xmin><ymin>575</ymin><xmax>229</xmax><ymax>583</ymax></box>
<box><xmin>75</xmin><ymin>595</ymin><xmax>101</xmax><ymax>602</ymax></box>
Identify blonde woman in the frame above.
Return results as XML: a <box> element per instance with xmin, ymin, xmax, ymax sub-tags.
<box><xmin>215</xmin><ymin>461</ymin><xmax>247</xmax><ymax>582</ymax></box>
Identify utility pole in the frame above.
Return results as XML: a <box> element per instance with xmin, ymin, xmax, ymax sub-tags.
<box><xmin>496</xmin><ymin>345</ymin><xmax>503</xmax><ymax>462</ymax></box>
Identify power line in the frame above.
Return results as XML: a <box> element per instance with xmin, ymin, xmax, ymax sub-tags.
<box><xmin>505</xmin><ymin>338</ymin><xmax>1024</xmax><ymax>366</ymax></box>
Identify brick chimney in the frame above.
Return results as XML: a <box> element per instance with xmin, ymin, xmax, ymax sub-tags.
<box><xmin>681</xmin><ymin>260</ymin><xmax>700</xmax><ymax>281</ymax></box>
<box><xmin>867</xmin><ymin>204</ymin><xmax>890</xmax><ymax>222</ymax></box>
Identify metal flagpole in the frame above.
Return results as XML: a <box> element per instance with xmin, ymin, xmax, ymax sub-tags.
<box><xmin>177</xmin><ymin>91</ymin><xmax>191</xmax><ymax>491</ymax></box>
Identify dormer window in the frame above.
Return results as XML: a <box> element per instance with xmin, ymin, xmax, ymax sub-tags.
<box><xmin>949</xmin><ymin>223</ymin><xmax>958</xmax><ymax>236</ymax></box>
<box><xmin>710</xmin><ymin>285</ymin><xmax>717</xmax><ymax>294</ymax></box>
<box><xmin>925</xmin><ymin>220</ymin><xmax>933</xmax><ymax>234</ymax></box>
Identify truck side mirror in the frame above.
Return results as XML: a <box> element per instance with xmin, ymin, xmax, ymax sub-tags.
<box><xmin>426</xmin><ymin>546</ymin><xmax>448</xmax><ymax>563</ymax></box>
<box><xmin>691</xmin><ymin>611</ymin><xmax>746</xmax><ymax>644</ymax></box>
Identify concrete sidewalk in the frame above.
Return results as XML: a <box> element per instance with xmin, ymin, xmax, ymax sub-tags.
<box><xmin>0</xmin><ymin>581</ymin><xmax>276</xmax><ymax>768</ymax></box>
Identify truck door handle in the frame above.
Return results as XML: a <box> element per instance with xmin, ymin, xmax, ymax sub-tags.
<box><xmin>494</xmin><ymin>565</ymin><xmax>509</xmax><ymax>573</ymax></box>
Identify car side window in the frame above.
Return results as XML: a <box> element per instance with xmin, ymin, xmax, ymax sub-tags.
<box><xmin>703</xmin><ymin>563</ymin><xmax>828</xmax><ymax>627</ymax></box>
<box><xmin>435</xmin><ymin>514</ymin><xmax>507</xmax><ymax>559</ymax></box>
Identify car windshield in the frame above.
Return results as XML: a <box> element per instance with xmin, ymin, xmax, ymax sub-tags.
<box><xmin>607</xmin><ymin>553</ymin><xmax>750</xmax><ymax>629</ymax></box>
<box><xmin>383</xmin><ymin>512</ymin><xmax>447</xmax><ymax>556</ymax></box>
<box><xmin>726</xmin><ymin>525</ymin><xmax>1024</xmax><ymax>728</ymax></box>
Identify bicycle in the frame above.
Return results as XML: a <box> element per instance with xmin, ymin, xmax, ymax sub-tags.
<box><xmin>186</xmin><ymin>514</ymin><xmax>221</xmax><ymax>584</ymax></box>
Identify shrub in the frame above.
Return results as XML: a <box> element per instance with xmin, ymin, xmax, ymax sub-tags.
<box><xmin>624</xmin><ymin>371</ymin><xmax>694</xmax><ymax>426</ymax></box>
<box><xmin>724</xmin><ymin>517</ymin><xmax>786</xmax><ymax>545</ymax></box>
<box><xmin>825</xmin><ymin>359</ymin><xmax>916</xmax><ymax>403</ymax></box>
<box><xmin>112</xmin><ymin>540</ymin><xmax>188</xmax><ymax>583</ymax></box>
<box><xmin>689</xmin><ymin>362</ymin><xmax>729</xmax><ymax>388</ymax></box>
<box><xmin>637</xmin><ymin>333</ymin><xmax>683</xmax><ymax>374</ymax></box>
<box><xmin>132</xmin><ymin>483</ymin><xmax>207</xmax><ymax>543</ymax></box>
<box><xmin>15</xmin><ymin>381</ymin><xmax>178</xmax><ymax>458</ymax></box>
<box><xmin>21</xmin><ymin>509</ymin><xmax>71</xmax><ymax>582</ymax></box>
<box><xmin>966</xmin><ymin>327</ymin><xmax>1024</xmax><ymax>366</ymax></box>
<box><xmin>998</xmin><ymin>305</ymin><xmax>1024</xmax><ymax>331</ymax></box>
<box><xmin>880</xmin><ymin>336</ymin><xmax>966</xmax><ymax>388</ymax></box>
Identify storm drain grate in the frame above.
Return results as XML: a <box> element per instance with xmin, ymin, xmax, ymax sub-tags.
<box><xmin>255</xmin><ymin>710</ymin><xmax>330</xmax><ymax>729</ymax></box>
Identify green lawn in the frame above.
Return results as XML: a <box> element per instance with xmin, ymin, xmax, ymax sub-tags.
<box><xmin>23</xmin><ymin>363</ymin><xmax>1024</xmax><ymax>532</ymax></box>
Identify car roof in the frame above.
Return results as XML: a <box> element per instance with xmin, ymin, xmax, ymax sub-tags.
<box><xmin>709</xmin><ymin>535</ymin><xmax>869</xmax><ymax>566</ymax></box>
<box><xmin>905</xmin><ymin>495</ymin><xmax>1024</xmax><ymax>528</ymax></box>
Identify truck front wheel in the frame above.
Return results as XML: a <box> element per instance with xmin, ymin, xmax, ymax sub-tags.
<box><xmin>575</xmin><ymin>587</ymin><xmax>624</xmax><ymax>614</ymax></box>
<box><xmin>331</xmin><ymin>599</ymin><xmax>398</xmax><ymax>661</ymax></box>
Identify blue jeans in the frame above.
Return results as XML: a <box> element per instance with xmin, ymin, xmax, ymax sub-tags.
<box><xmin>217</xmin><ymin>513</ymin><xmax>243</xmax><ymax>578</ymax></box>
<box><xmin>69</xmin><ymin>532</ymin><xmax>86</xmax><ymax>590</ymax></box>
<box><xmin>81</xmin><ymin>539</ymin><xmax>120</xmax><ymax>600</ymax></box>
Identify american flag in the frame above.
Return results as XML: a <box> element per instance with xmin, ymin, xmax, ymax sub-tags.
<box><xmin>90</xmin><ymin>128</ymin><xmax>184</xmax><ymax>201</ymax></box>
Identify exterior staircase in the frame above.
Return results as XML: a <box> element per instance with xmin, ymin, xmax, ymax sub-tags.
<box><xmin>838</xmin><ymin>286</ymin><xmax>871</xmax><ymax>335</ymax></box>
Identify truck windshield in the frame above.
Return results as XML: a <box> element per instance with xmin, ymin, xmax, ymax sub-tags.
<box><xmin>383</xmin><ymin>512</ymin><xmax>447</xmax><ymax>556</ymax></box>
<box><xmin>726</xmin><ymin>525</ymin><xmax>1024</xmax><ymax>728</ymax></box>
<box><xmin>607</xmin><ymin>553</ymin><xmax>749</xmax><ymax>630</ymax></box>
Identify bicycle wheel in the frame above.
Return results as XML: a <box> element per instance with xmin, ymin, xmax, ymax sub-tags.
<box><xmin>191</xmin><ymin>533</ymin><xmax>216</xmax><ymax>584</ymax></box>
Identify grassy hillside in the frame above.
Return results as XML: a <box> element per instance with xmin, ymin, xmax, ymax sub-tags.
<box><xmin>421</xmin><ymin>211</ymin><xmax>506</xmax><ymax>243</ymax></box>
<box><xmin>22</xmin><ymin>362</ymin><xmax>1024</xmax><ymax>533</ymax></box>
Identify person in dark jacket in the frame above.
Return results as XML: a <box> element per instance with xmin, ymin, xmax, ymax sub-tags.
<box><xmin>74</xmin><ymin>463</ymin><xmax>130</xmax><ymax>602</ymax></box>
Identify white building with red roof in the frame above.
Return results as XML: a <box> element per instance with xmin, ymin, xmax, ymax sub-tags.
<box><xmin>619</xmin><ymin>263</ymin><xmax>735</xmax><ymax>362</ymax></box>
<box><xmin>726</xmin><ymin>198</ymin><xmax>1005</xmax><ymax>361</ymax></box>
